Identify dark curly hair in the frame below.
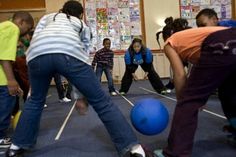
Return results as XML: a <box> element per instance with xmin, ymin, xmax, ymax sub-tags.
<box><xmin>128</xmin><ymin>38</ymin><xmax>146</xmax><ymax>57</ymax></box>
<box><xmin>53</xmin><ymin>0</ymin><xmax>84</xmax><ymax>21</ymax></box>
<box><xmin>156</xmin><ymin>17</ymin><xmax>191</xmax><ymax>48</ymax></box>
<box><xmin>196</xmin><ymin>8</ymin><xmax>218</xmax><ymax>27</ymax></box>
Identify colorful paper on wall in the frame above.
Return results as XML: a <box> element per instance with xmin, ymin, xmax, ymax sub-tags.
<box><xmin>130</xmin><ymin>22</ymin><xmax>141</xmax><ymax>35</ymax></box>
<box><xmin>118</xmin><ymin>0</ymin><xmax>129</xmax><ymax>8</ymax></box>
<box><xmin>130</xmin><ymin>6</ymin><xmax>140</xmax><ymax>21</ymax></box>
<box><xmin>85</xmin><ymin>0</ymin><xmax>142</xmax><ymax>50</ymax></box>
<box><xmin>180</xmin><ymin>0</ymin><xmax>232</xmax><ymax>27</ymax></box>
<box><xmin>118</xmin><ymin>8</ymin><xmax>130</xmax><ymax>22</ymax></box>
<box><xmin>107</xmin><ymin>0</ymin><xmax>118</xmax><ymax>8</ymax></box>
<box><xmin>96</xmin><ymin>8</ymin><xmax>108</xmax><ymax>23</ymax></box>
<box><xmin>181</xmin><ymin>6</ymin><xmax>192</xmax><ymax>19</ymax></box>
<box><xmin>96</xmin><ymin>0</ymin><xmax>107</xmax><ymax>8</ymax></box>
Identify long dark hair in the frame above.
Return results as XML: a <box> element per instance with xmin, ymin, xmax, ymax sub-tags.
<box><xmin>128</xmin><ymin>38</ymin><xmax>146</xmax><ymax>57</ymax></box>
<box><xmin>156</xmin><ymin>17</ymin><xmax>191</xmax><ymax>48</ymax></box>
<box><xmin>53</xmin><ymin>0</ymin><xmax>84</xmax><ymax>21</ymax></box>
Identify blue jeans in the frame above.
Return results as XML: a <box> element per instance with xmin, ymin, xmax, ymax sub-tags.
<box><xmin>96</xmin><ymin>65</ymin><xmax>115</xmax><ymax>92</ymax></box>
<box><xmin>0</xmin><ymin>86</ymin><xmax>16</xmax><ymax>139</ymax></box>
<box><xmin>12</xmin><ymin>54</ymin><xmax>138</xmax><ymax>155</ymax></box>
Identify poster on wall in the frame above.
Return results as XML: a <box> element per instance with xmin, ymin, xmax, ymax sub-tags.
<box><xmin>84</xmin><ymin>0</ymin><xmax>143</xmax><ymax>50</ymax></box>
<box><xmin>180</xmin><ymin>0</ymin><xmax>232</xmax><ymax>27</ymax></box>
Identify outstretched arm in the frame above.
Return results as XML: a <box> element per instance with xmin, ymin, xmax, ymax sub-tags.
<box><xmin>164</xmin><ymin>44</ymin><xmax>186</xmax><ymax>99</ymax></box>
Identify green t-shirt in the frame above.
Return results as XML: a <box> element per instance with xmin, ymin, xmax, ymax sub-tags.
<box><xmin>0</xmin><ymin>21</ymin><xmax>20</xmax><ymax>85</ymax></box>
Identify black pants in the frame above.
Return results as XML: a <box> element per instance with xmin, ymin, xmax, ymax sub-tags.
<box><xmin>54</xmin><ymin>74</ymin><xmax>72</xmax><ymax>99</ymax></box>
<box><xmin>163</xmin><ymin>28</ymin><xmax>236</xmax><ymax>157</ymax></box>
<box><xmin>119</xmin><ymin>63</ymin><xmax>165</xmax><ymax>93</ymax></box>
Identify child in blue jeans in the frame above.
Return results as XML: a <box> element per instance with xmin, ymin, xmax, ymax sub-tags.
<box><xmin>0</xmin><ymin>11</ymin><xmax>34</xmax><ymax>148</ymax></box>
<box><xmin>5</xmin><ymin>1</ymin><xmax>151</xmax><ymax>157</ymax></box>
<box><xmin>92</xmin><ymin>38</ymin><xmax>117</xmax><ymax>96</ymax></box>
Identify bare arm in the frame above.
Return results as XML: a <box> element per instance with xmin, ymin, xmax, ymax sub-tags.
<box><xmin>0</xmin><ymin>60</ymin><xmax>22</xmax><ymax>96</ymax></box>
<box><xmin>164</xmin><ymin>44</ymin><xmax>186</xmax><ymax>99</ymax></box>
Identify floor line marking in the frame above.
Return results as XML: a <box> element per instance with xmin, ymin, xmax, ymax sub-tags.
<box><xmin>55</xmin><ymin>101</ymin><xmax>76</xmax><ymax>140</ymax></box>
<box><xmin>115</xmin><ymin>90</ymin><xmax>134</xmax><ymax>106</ymax></box>
<box><xmin>139</xmin><ymin>87</ymin><xmax>226</xmax><ymax>120</ymax></box>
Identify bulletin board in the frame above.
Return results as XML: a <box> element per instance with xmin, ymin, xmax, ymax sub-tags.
<box><xmin>0</xmin><ymin>0</ymin><xmax>45</xmax><ymax>11</ymax></box>
<box><xmin>179</xmin><ymin>0</ymin><xmax>233</xmax><ymax>27</ymax></box>
<box><xmin>83</xmin><ymin>0</ymin><xmax>145</xmax><ymax>50</ymax></box>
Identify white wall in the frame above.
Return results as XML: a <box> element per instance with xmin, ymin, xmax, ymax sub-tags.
<box><xmin>143</xmin><ymin>0</ymin><xmax>180</xmax><ymax>49</ymax></box>
<box><xmin>45</xmin><ymin>0</ymin><xmax>82</xmax><ymax>13</ymax></box>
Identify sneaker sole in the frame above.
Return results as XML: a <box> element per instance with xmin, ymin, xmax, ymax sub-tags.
<box><xmin>0</xmin><ymin>144</ymin><xmax>11</xmax><ymax>148</ymax></box>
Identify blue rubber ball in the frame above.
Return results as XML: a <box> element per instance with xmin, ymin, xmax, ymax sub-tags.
<box><xmin>130</xmin><ymin>98</ymin><xmax>169</xmax><ymax>135</ymax></box>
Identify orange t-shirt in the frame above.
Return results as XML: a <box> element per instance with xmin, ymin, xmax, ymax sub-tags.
<box><xmin>165</xmin><ymin>26</ymin><xmax>228</xmax><ymax>64</ymax></box>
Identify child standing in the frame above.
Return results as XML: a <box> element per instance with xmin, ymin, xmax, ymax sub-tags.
<box><xmin>92</xmin><ymin>38</ymin><xmax>117</xmax><ymax>96</ymax></box>
<box><xmin>5</xmin><ymin>1</ymin><xmax>150</xmax><ymax>157</ymax></box>
<box><xmin>119</xmin><ymin>38</ymin><xmax>169</xmax><ymax>95</ymax></box>
<box><xmin>0</xmin><ymin>11</ymin><xmax>34</xmax><ymax>148</ymax></box>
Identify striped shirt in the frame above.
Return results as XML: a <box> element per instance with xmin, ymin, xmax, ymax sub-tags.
<box><xmin>92</xmin><ymin>48</ymin><xmax>114</xmax><ymax>69</ymax></box>
<box><xmin>26</xmin><ymin>13</ymin><xmax>92</xmax><ymax>65</ymax></box>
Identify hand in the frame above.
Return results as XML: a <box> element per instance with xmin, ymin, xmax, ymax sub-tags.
<box><xmin>132</xmin><ymin>73</ymin><xmax>138</xmax><ymax>81</ymax></box>
<box><xmin>75</xmin><ymin>98</ymin><xmax>89</xmax><ymax>115</ymax></box>
<box><xmin>144</xmin><ymin>72</ymin><xmax>148</xmax><ymax>80</ymax></box>
<box><xmin>8</xmin><ymin>80</ymin><xmax>23</xmax><ymax>96</ymax></box>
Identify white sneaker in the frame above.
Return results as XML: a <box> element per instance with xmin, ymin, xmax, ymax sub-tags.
<box><xmin>0</xmin><ymin>138</ymin><xmax>11</xmax><ymax>148</ymax></box>
<box><xmin>110</xmin><ymin>91</ymin><xmax>117</xmax><ymax>96</ymax></box>
<box><xmin>166</xmin><ymin>89</ymin><xmax>171</xmax><ymax>93</ymax></box>
<box><xmin>59</xmin><ymin>97</ymin><xmax>71</xmax><ymax>103</ymax></box>
<box><xmin>44</xmin><ymin>104</ymin><xmax>48</xmax><ymax>108</ymax></box>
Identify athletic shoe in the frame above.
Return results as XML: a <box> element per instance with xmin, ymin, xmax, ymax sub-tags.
<box><xmin>110</xmin><ymin>91</ymin><xmax>117</xmax><ymax>96</ymax></box>
<box><xmin>5</xmin><ymin>148</ymin><xmax>24</xmax><ymax>157</ymax></box>
<box><xmin>59</xmin><ymin>97</ymin><xmax>71</xmax><ymax>103</ymax></box>
<box><xmin>130</xmin><ymin>146</ymin><xmax>157</xmax><ymax>157</ymax></box>
<box><xmin>160</xmin><ymin>89</ymin><xmax>171</xmax><ymax>95</ymax></box>
<box><xmin>154</xmin><ymin>149</ymin><xmax>165</xmax><ymax>157</ymax></box>
<box><xmin>0</xmin><ymin>138</ymin><xmax>11</xmax><ymax>148</ymax></box>
<box><xmin>119</xmin><ymin>92</ymin><xmax>126</xmax><ymax>96</ymax></box>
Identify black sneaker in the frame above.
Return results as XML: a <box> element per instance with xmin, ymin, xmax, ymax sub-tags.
<box><xmin>5</xmin><ymin>148</ymin><xmax>24</xmax><ymax>157</ymax></box>
<box><xmin>0</xmin><ymin>138</ymin><xmax>11</xmax><ymax>148</ymax></box>
<box><xmin>165</xmin><ymin>81</ymin><xmax>174</xmax><ymax>90</ymax></box>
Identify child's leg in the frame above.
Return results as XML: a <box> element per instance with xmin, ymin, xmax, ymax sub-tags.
<box><xmin>163</xmin><ymin>64</ymin><xmax>236</xmax><ymax>157</ymax></box>
<box><xmin>95</xmin><ymin>65</ymin><xmax>103</xmax><ymax>83</ymax></box>
<box><xmin>0</xmin><ymin>87</ymin><xmax>16</xmax><ymax>140</ymax></box>
<box><xmin>60</xmin><ymin>56</ymin><xmax>139</xmax><ymax>156</ymax></box>
<box><xmin>11</xmin><ymin>55</ymin><xmax>53</xmax><ymax>149</ymax></box>
<box><xmin>11</xmin><ymin>96</ymin><xmax>20</xmax><ymax>116</ymax></box>
<box><xmin>141</xmin><ymin>64</ymin><xmax>166</xmax><ymax>93</ymax></box>
<box><xmin>119</xmin><ymin>67</ymin><xmax>134</xmax><ymax>94</ymax></box>
<box><xmin>65</xmin><ymin>81</ymin><xmax>72</xmax><ymax>99</ymax></box>
<box><xmin>218</xmin><ymin>72</ymin><xmax>236</xmax><ymax>130</ymax></box>
<box><xmin>104</xmin><ymin>67</ymin><xmax>116</xmax><ymax>93</ymax></box>
<box><xmin>53</xmin><ymin>74</ymin><xmax>65</xmax><ymax>100</ymax></box>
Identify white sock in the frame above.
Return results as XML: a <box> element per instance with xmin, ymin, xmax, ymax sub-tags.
<box><xmin>10</xmin><ymin>144</ymin><xmax>20</xmax><ymax>150</ymax></box>
<box><xmin>131</xmin><ymin>144</ymin><xmax>145</xmax><ymax>157</ymax></box>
